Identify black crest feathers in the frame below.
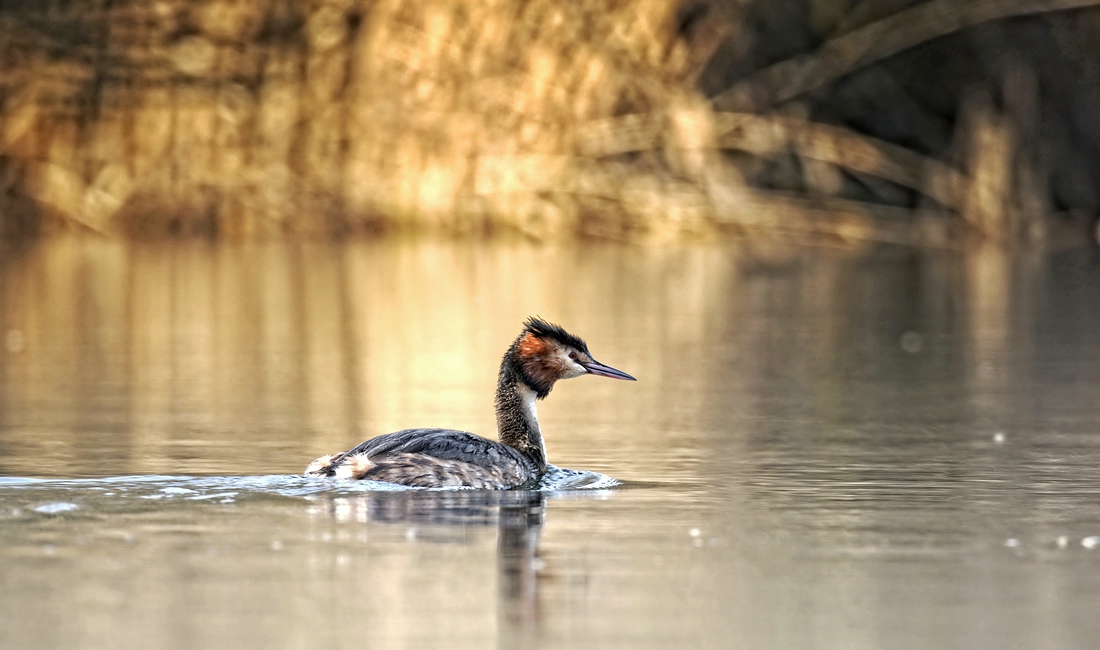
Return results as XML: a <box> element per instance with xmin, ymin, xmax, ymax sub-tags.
<box><xmin>522</xmin><ymin>317</ymin><xmax>589</xmax><ymax>353</ymax></box>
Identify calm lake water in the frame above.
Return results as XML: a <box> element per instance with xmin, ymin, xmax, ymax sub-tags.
<box><xmin>1</xmin><ymin>236</ymin><xmax>1100</xmax><ymax>649</ymax></box>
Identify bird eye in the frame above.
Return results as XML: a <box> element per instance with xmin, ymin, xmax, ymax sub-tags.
<box><xmin>568</xmin><ymin>351</ymin><xmax>577</xmax><ymax>360</ymax></box>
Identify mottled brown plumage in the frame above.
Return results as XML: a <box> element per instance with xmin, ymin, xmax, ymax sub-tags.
<box><xmin>304</xmin><ymin>317</ymin><xmax>635</xmax><ymax>489</ymax></box>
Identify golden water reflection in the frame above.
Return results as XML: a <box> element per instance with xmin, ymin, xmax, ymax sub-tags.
<box><xmin>0</xmin><ymin>236</ymin><xmax>740</xmax><ymax>478</ymax></box>
<box><xmin>1</xmin><ymin>237</ymin><xmax>1098</xmax><ymax>482</ymax></box>
<box><xmin>2</xmin><ymin>237</ymin><xmax>1100</xmax><ymax>648</ymax></box>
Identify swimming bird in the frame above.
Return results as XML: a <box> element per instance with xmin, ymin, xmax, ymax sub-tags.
<box><xmin>304</xmin><ymin>317</ymin><xmax>635</xmax><ymax>488</ymax></box>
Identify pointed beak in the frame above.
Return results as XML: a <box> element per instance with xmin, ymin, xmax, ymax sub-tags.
<box><xmin>580</xmin><ymin>358</ymin><xmax>636</xmax><ymax>381</ymax></box>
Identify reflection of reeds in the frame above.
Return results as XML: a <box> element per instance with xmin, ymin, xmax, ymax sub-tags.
<box><xmin>0</xmin><ymin>237</ymin><xmax>738</xmax><ymax>477</ymax></box>
<box><xmin>0</xmin><ymin>1</ymin><xmax>1096</xmax><ymax>243</ymax></box>
<box><xmin>0</xmin><ymin>232</ymin><xmax>1075</xmax><ymax>514</ymax></box>
<box><xmin>0</xmin><ymin>232</ymin><xmax>1054</xmax><ymax>480</ymax></box>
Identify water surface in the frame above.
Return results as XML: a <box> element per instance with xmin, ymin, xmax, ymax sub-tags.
<box><xmin>2</xmin><ymin>238</ymin><xmax>1100</xmax><ymax>648</ymax></box>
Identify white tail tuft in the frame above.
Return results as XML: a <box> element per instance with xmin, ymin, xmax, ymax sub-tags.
<box><xmin>334</xmin><ymin>453</ymin><xmax>375</xmax><ymax>479</ymax></box>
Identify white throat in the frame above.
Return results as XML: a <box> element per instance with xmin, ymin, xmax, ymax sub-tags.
<box><xmin>516</xmin><ymin>383</ymin><xmax>545</xmax><ymax>459</ymax></box>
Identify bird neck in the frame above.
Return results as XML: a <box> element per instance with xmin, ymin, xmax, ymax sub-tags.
<box><xmin>495</xmin><ymin>358</ymin><xmax>548</xmax><ymax>472</ymax></box>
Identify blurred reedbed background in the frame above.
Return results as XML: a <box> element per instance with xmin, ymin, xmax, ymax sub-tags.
<box><xmin>0</xmin><ymin>0</ymin><xmax>1099</xmax><ymax>245</ymax></box>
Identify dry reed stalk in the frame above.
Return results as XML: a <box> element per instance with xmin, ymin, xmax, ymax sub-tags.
<box><xmin>959</xmin><ymin>97</ymin><xmax>1017</xmax><ymax>242</ymax></box>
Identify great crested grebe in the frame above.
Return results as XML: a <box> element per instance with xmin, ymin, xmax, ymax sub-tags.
<box><xmin>304</xmin><ymin>317</ymin><xmax>635</xmax><ymax>489</ymax></box>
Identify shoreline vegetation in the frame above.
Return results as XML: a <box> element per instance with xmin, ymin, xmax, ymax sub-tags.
<box><xmin>0</xmin><ymin>0</ymin><xmax>1099</xmax><ymax>246</ymax></box>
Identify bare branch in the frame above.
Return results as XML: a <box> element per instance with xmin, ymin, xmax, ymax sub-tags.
<box><xmin>712</xmin><ymin>113</ymin><xmax>965</xmax><ymax>209</ymax></box>
<box><xmin>575</xmin><ymin>111</ymin><xmax>965</xmax><ymax>208</ymax></box>
<box><xmin>712</xmin><ymin>0</ymin><xmax>1100</xmax><ymax>112</ymax></box>
<box><xmin>717</xmin><ymin>190</ymin><xmax>959</xmax><ymax>246</ymax></box>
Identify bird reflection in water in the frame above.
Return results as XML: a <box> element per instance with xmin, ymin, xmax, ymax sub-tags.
<box><xmin>308</xmin><ymin>489</ymin><xmax>548</xmax><ymax>647</ymax></box>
